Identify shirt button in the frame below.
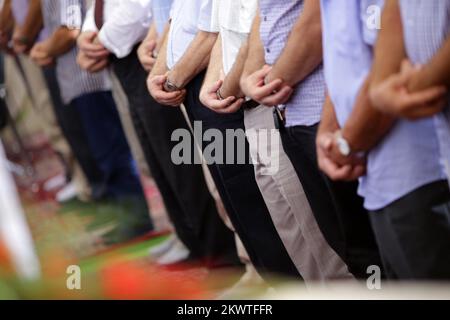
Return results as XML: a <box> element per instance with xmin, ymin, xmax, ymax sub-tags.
<box><xmin>266</xmin><ymin>48</ymin><xmax>271</xmax><ymax>53</ymax></box>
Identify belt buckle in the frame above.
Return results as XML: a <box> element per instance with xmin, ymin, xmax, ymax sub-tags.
<box><xmin>273</xmin><ymin>106</ymin><xmax>285</xmax><ymax>130</ymax></box>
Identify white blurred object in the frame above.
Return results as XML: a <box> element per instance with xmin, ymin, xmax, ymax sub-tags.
<box><xmin>0</xmin><ymin>140</ymin><xmax>40</xmax><ymax>279</ymax></box>
<box><xmin>157</xmin><ymin>238</ymin><xmax>190</xmax><ymax>265</ymax></box>
<box><xmin>55</xmin><ymin>181</ymin><xmax>77</xmax><ymax>203</ymax></box>
<box><xmin>261</xmin><ymin>281</ymin><xmax>450</xmax><ymax>300</ymax></box>
<box><xmin>43</xmin><ymin>174</ymin><xmax>66</xmax><ymax>192</ymax></box>
<box><xmin>149</xmin><ymin>234</ymin><xmax>177</xmax><ymax>259</ymax></box>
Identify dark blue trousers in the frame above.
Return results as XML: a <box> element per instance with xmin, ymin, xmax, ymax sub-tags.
<box><xmin>70</xmin><ymin>91</ymin><xmax>153</xmax><ymax>236</ymax></box>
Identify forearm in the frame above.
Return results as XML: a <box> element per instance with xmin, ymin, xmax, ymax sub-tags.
<box><xmin>269</xmin><ymin>0</ymin><xmax>323</xmax><ymax>86</ymax></box>
<box><xmin>150</xmin><ymin>27</ymin><xmax>169</xmax><ymax>76</ymax></box>
<box><xmin>20</xmin><ymin>0</ymin><xmax>43</xmax><ymax>42</ymax></box>
<box><xmin>343</xmin><ymin>0</ymin><xmax>403</xmax><ymax>152</ymax></box>
<box><xmin>201</xmin><ymin>36</ymin><xmax>223</xmax><ymax>94</ymax></box>
<box><xmin>319</xmin><ymin>94</ymin><xmax>341</xmax><ymax>135</ymax></box>
<box><xmin>0</xmin><ymin>0</ymin><xmax>14</xmax><ymax>34</ymax></box>
<box><xmin>241</xmin><ymin>15</ymin><xmax>264</xmax><ymax>79</ymax></box>
<box><xmin>342</xmin><ymin>78</ymin><xmax>395</xmax><ymax>151</ymax></box>
<box><xmin>169</xmin><ymin>31</ymin><xmax>218</xmax><ymax>88</ymax></box>
<box><xmin>221</xmin><ymin>41</ymin><xmax>248</xmax><ymax>98</ymax></box>
<box><xmin>45</xmin><ymin>27</ymin><xmax>80</xmax><ymax>57</ymax></box>
<box><xmin>409</xmin><ymin>35</ymin><xmax>450</xmax><ymax>91</ymax></box>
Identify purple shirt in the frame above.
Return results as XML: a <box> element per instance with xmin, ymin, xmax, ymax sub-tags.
<box><xmin>321</xmin><ymin>0</ymin><xmax>446</xmax><ymax>211</ymax></box>
<box><xmin>259</xmin><ymin>0</ymin><xmax>325</xmax><ymax>128</ymax></box>
<box><xmin>399</xmin><ymin>0</ymin><xmax>450</xmax><ymax>184</ymax></box>
<box><xmin>11</xmin><ymin>0</ymin><xmax>49</xmax><ymax>41</ymax></box>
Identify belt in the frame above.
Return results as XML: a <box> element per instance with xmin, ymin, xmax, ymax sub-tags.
<box><xmin>242</xmin><ymin>99</ymin><xmax>260</xmax><ymax>110</ymax></box>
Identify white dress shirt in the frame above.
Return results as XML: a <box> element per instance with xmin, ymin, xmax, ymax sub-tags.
<box><xmin>166</xmin><ymin>0</ymin><xmax>215</xmax><ymax>69</ymax></box>
<box><xmin>83</xmin><ymin>0</ymin><xmax>153</xmax><ymax>59</ymax></box>
<box><xmin>210</xmin><ymin>0</ymin><xmax>257</xmax><ymax>74</ymax></box>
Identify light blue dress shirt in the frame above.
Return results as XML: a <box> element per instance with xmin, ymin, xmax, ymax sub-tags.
<box><xmin>399</xmin><ymin>0</ymin><xmax>450</xmax><ymax>184</ymax></box>
<box><xmin>151</xmin><ymin>0</ymin><xmax>173</xmax><ymax>35</ymax></box>
<box><xmin>11</xmin><ymin>0</ymin><xmax>49</xmax><ymax>41</ymax></box>
<box><xmin>321</xmin><ymin>0</ymin><xmax>446</xmax><ymax>211</ymax></box>
<box><xmin>166</xmin><ymin>0</ymin><xmax>215</xmax><ymax>69</ymax></box>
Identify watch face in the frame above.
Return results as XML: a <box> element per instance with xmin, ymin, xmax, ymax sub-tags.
<box><xmin>338</xmin><ymin>138</ymin><xmax>351</xmax><ymax>157</ymax></box>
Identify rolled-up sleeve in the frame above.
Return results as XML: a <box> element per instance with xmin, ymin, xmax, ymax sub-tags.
<box><xmin>98</xmin><ymin>0</ymin><xmax>153</xmax><ymax>58</ymax></box>
<box><xmin>60</xmin><ymin>0</ymin><xmax>84</xmax><ymax>29</ymax></box>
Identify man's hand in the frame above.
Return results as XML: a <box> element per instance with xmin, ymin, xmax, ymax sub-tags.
<box><xmin>29</xmin><ymin>41</ymin><xmax>54</xmax><ymax>67</ymax></box>
<box><xmin>370</xmin><ymin>60</ymin><xmax>448</xmax><ymax>120</ymax></box>
<box><xmin>77</xmin><ymin>31</ymin><xmax>110</xmax><ymax>60</ymax></box>
<box><xmin>241</xmin><ymin>65</ymin><xmax>293</xmax><ymax>107</ymax></box>
<box><xmin>77</xmin><ymin>50</ymin><xmax>109</xmax><ymax>73</ymax></box>
<box><xmin>200</xmin><ymin>79</ymin><xmax>244</xmax><ymax>114</ymax></box>
<box><xmin>317</xmin><ymin>131</ymin><xmax>366</xmax><ymax>181</ymax></box>
<box><xmin>12</xmin><ymin>27</ymin><xmax>31</xmax><ymax>54</ymax></box>
<box><xmin>147</xmin><ymin>73</ymin><xmax>186</xmax><ymax>107</ymax></box>
<box><xmin>137</xmin><ymin>38</ymin><xmax>157</xmax><ymax>72</ymax></box>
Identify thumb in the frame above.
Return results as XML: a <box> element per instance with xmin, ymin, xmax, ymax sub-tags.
<box><xmin>154</xmin><ymin>74</ymin><xmax>167</xmax><ymax>85</ymax></box>
<box><xmin>147</xmin><ymin>40</ymin><xmax>157</xmax><ymax>51</ymax></box>
<box><xmin>318</xmin><ymin>133</ymin><xmax>333</xmax><ymax>152</ymax></box>
<box><xmin>254</xmin><ymin>65</ymin><xmax>273</xmax><ymax>80</ymax></box>
<box><xmin>208</xmin><ymin>79</ymin><xmax>223</xmax><ymax>94</ymax></box>
<box><xmin>87</xmin><ymin>31</ymin><xmax>98</xmax><ymax>42</ymax></box>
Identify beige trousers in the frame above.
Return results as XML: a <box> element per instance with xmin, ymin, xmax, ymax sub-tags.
<box><xmin>4</xmin><ymin>54</ymin><xmax>90</xmax><ymax>199</ymax></box>
<box><xmin>244</xmin><ymin>106</ymin><xmax>354</xmax><ymax>284</ymax></box>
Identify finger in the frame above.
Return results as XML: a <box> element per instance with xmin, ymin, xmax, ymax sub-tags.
<box><xmin>403</xmin><ymin>98</ymin><xmax>447</xmax><ymax>120</ymax></box>
<box><xmin>260</xmin><ymin>86</ymin><xmax>293</xmax><ymax>106</ymax></box>
<box><xmin>207</xmin><ymin>80</ymin><xmax>224</xmax><ymax>94</ymax></box>
<box><xmin>320</xmin><ymin>157</ymin><xmax>353</xmax><ymax>181</ymax></box>
<box><xmin>216</xmin><ymin>98</ymin><xmax>245</xmax><ymax>114</ymax></box>
<box><xmin>346</xmin><ymin>165</ymin><xmax>367</xmax><ymax>181</ymax></box>
<box><xmin>89</xmin><ymin>59</ymin><xmax>109</xmax><ymax>73</ymax></box>
<box><xmin>401</xmin><ymin>86</ymin><xmax>448</xmax><ymax>109</ymax></box>
<box><xmin>253</xmin><ymin>79</ymin><xmax>284</xmax><ymax>100</ymax></box>
<box><xmin>157</xmin><ymin>90</ymin><xmax>186</xmax><ymax>102</ymax></box>
<box><xmin>252</xmin><ymin>65</ymin><xmax>273</xmax><ymax>81</ymax></box>
<box><xmin>152</xmin><ymin>75</ymin><xmax>168</xmax><ymax>86</ymax></box>
<box><xmin>317</xmin><ymin>133</ymin><xmax>334</xmax><ymax>153</ymax></box>
<box><xmin>400</xmin><ymin>59</ymin><xmax>414</xmax><ymax>75</ymax></box>
<box><xmin>84</xmin><ymin>48</ymin><xmax>110</xmax><ymax>59</ymax></box>
<box><xmin>208</xmin><ymin>96</ymin><xmax>237</xmax><ymax>110</ymax></box>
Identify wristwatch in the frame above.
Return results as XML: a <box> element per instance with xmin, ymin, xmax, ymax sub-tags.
<box><xmin>335</xmin><ymin>131</ymin><xmax>352</xmax><ymax>157</ymax></box>
<box><xmin>164</xmin><ymin>78</ymin><xmax>181</xmax><ymax>92</ymax></box>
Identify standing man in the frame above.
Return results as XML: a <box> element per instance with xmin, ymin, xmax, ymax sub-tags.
<box><xmin>30</xmin><ymin>0</ymin><xmax>154</xmax><ymax>242</ymax></box>
<box><xmin>149</xmin><ymin>0</ymin><xmax>300</xmax><ymax>279</ymax></box>
<box><xmin>319</xmin><ymin>0</ymin><xmax>450</xmax><ymax>279</ymax></box>
<box><xmin>241</xmin><ymin>0</ymin><xmax>382</xmax><ymax>278</ymax></box>
<box><xmin>370</xmin><ymin>0</ymin><xmax>450</xmax><ymax>185</ymax></box>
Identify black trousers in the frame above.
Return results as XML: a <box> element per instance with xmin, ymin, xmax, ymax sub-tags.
<box><xmin>183</xmin><ymin>72</ymin><xmax>300</xmax><ymax>279</ymax></box>
<box><xmin>111</xmin><ymin>50</ymin><xmax>239</xmax><ymax>267</ymax></box>
<box><xmin>41</xmin><ymin>66</ymin><xmax>106</xmax><ymax>198</ymax></box>
<box><xmin>370</xmin><ymin>180</ymin><xmax>450</xmax><ymax>280</ymax></box>
<box><xmin>280</xmin><ymin>123</ymin><xmax>382</xmax><ymax>278</ymax></box>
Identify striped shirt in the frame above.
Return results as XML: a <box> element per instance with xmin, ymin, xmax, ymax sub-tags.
<box><xmin>41</xmin><ymin>0</ymin><xmax>111</xmax><ymax>104</ymax></box>
<box><xmin>399</xmin><ymin>0</ymin><xmax>450</xmax><ymax>183</ymax></box>
<box><xmin>259</xmin><ymin>0</ymin><xmax>325</xmax><ymax>128</ymax></box>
